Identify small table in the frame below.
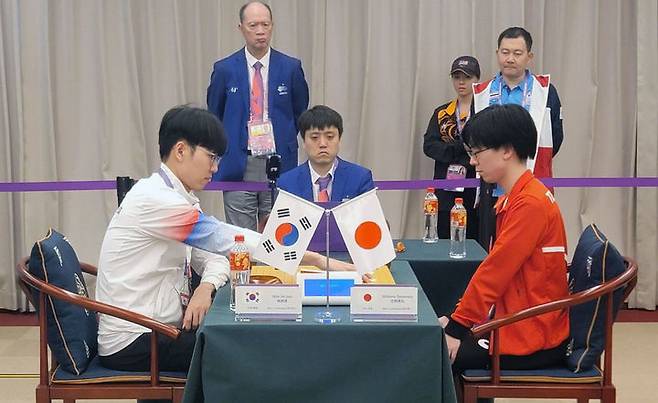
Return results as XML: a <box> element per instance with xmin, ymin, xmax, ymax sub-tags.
<box><xmin>394</xmin><ymin>239</ymin><xmax>487</xmax><ymax>317</ymax></box>
<box><xmin>183</xmin><ymin>260</ymin><xmax>457</xmax><ymax>403</ymax></box>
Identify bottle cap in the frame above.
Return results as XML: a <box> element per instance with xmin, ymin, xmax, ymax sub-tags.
<box><xmin>426</xmin><ymin>187</ymin><xmax>435</xmax><ymax>193</ymax></box>
<box><xmin>234</xmin><ymin>234</ymin><xmax>245</xmax><ymax>242</ymax></box>
<box><xmin>455</xmin><ymin>197</ymin><xmax>463</xmax><ymax>204</ymax></box>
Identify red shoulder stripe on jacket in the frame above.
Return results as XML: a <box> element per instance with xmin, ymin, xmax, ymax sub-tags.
<box><xmin>534</xmin><ymin>74</ymin><xmax>550</xmax><ymax>87</ymax></box>
<box><xmin>473</xmin><ymin>80</ymin><xmax>492</xmax><ymax>94</ymax></box>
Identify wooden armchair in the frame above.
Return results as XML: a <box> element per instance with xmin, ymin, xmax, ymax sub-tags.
<box><xmin>461</xmin><ymin>257</ymin><xmax>638</xmax><ymax>403</ymax></box>
<box><xmin>17</xmin><ymin>257</ymin><xmax>186</xmax><ymax>403</ymax></box>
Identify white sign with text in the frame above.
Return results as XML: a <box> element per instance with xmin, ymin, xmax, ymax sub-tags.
<box><xmin>234</xmin><ymin>284</ymin><xmax>302</xmax><ymax>322</ymax></box>
<box><xmin>350</xmin><ymin>285</ymin><xmax>418</xmax><ymax>322</ymax></box>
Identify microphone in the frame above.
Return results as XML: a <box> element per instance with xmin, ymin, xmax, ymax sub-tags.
<box><xmin>266</xmin><ymin>154</ymin><xmax>281</xmax><ymax>183</ymax></box>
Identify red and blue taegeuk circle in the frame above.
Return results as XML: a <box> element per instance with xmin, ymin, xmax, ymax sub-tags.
<box><xmin>275</xmin><ymin>223</ymin><xmax>299</xmax><ymax>246</ymax></box>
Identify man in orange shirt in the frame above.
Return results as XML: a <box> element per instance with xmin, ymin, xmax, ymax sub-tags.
<box><xmin>443</xmin><ymin>104</ymin><xmax>569</xmax><ymax>378</ymax></box>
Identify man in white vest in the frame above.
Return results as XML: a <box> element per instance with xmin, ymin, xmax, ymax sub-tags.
<box><xmin>473</xmin><ymin>26</ymin><xmax>564</xmax><ymax>249</ymax></box>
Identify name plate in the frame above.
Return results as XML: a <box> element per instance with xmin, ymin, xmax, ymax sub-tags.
<box><xmin>350</xmin><ymin>285</ymin><xmax>418</xmax><ymax>322</ymax></box>
<box><xmin>235</xmin><ymin>284</ymin><xmax>302</xmax><ymax>322</ymax></box>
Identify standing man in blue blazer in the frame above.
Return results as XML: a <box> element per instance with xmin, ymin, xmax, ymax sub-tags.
<box><xmin>207</xmin><ymin>1</ymin><xmax>309</xmax><ymax>230</ymax></box>
<box><xmin>277</xmin><ymin>105</ymin><xmax>375</xmax><ymax>203</ymax></box>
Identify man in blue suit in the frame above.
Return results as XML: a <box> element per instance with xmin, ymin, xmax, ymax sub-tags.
<box><xmin>207</xmin><ymin>1</ymin><xmax>309</xmax><ymax>230</ymax></box>
<box><xmin>278</xmin><ymin>105</ymin><xmax>375</xmax><ymax>203</ymax></box>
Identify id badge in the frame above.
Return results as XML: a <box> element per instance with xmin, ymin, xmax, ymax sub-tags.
<box><xmin>247</xmin><ymin>119</ymin><xmax>276</xmax><ymax>157</ymax></box>
<box><xmin>180</xmin><ymin>257</ymin><xmax>192</xmax><ymax>308</ymax></box>
<box><xmin>180</xmin><ymin>292</ymin><xmax>190</xmax><ymax>308</ymax></box>
<box><xmin>445</xmin><ymin>164</ymin><xmax>466</xmax><ymax>192</ymax></box>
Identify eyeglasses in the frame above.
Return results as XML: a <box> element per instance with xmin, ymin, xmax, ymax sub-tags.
<box><xmin>464</xmin><ymin>146</ymin><xmax>491</xmax><ymax>159</ymax></box>
<box><xmin>197</xmin><ymin>146</ymin><xmax>221</xmax><ymax>166</ymax></box>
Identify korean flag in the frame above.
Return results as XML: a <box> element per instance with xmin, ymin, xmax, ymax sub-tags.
<box><xmin>254</xmin><ymin>189</ymin><xmax>325</xmax><ymax>275</ymax></box>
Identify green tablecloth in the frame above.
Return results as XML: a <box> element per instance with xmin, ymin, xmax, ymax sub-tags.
<box><xmin>183</xmin><ymin>260</ymin><xmax>456</xmax><ymax>403</ymax></box>
<box><xmin>394</xmin><ymin>239</ymin><xmax>487</xmax><ymax>317</ymax></box>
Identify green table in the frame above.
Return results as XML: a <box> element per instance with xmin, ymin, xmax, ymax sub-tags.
<box><xmin>183</xmin><ymin>261</ymin><xmax>456</xmax><ymax>403</ymax></box>
<box><xmin>394</xmin><ymin>239</ymin><xmax>487</xmax><ymax>317</ymax></box>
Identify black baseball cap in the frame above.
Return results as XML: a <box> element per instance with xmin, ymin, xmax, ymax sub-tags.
<box><xmin>450</xmin><ymin>56</ymin><xmax>481</xmax><ymax>78</ymax></box>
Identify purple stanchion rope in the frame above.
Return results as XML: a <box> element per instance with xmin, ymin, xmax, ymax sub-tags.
<box><xmin>0</xmin><ymin>177</ymin><xmax>657</xmax><ymax>193</ymax></box>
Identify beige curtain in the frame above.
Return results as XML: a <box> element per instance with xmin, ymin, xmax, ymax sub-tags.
<box><xmin>628</xmin><ymin>0</ymin><xmax>658</xmax><ymax>309</ymax></box>
<box><xmin>1</xmin><ymin>0</ymin><xmax>654</xmax><ymax>311</ymax></box>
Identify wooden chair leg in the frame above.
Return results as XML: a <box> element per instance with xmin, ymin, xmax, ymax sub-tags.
<box><xmin>462</xmin><ymin>383</ymin><xmax>477</xmax><ymax>403</ymax></box>
<box><xmin>602</xmin><ymin>385</ymin><xmax>616</xmax><ymax>403</ymax></box>
<box><xmin>173</xmin><ymin>386</ymin><xmax>185</xmax><ymax>403</ymax></box>
<box><xmin>36</xmin><ymin>385</ymin><xmax>49</xmax><ymax>403</ymax></box>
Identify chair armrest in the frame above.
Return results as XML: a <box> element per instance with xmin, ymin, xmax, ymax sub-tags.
<box><xmin>17</xmin><ymin>258</ymin><xmax>180</xmax><ymax>340</ymax></box>
<box><xmin>80</xmin><ymin>262</ymin><xmax>98</xmax><ymax>276</ymax></box>
<box><xmin>471</xmin><ymin>257</ymin><xmax>638</xmax><ymax>337</ymax></box>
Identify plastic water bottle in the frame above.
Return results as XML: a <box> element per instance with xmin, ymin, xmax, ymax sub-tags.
<box><xmin>449</xmin><ymin>197</ymin><xmax>467</xmax><ymax>258</ymax></box>
<box><xmin>423</xmin><ymin>187</ymin><xmax>439</xmax><ymax>243</ymax></box>
<box><xmin>229</xmin><ymin>234</ymin><xmax>251</xmax><ymax>311</ymax></box>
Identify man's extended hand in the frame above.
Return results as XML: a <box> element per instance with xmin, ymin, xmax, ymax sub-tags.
<box><xmin>445</xmin><ymin>333</ymin><xmax>462</xmax><ymax>364</ymax></box>
<box><xmin>301</xmin><ymin>250</ymin><xmax>355</xmax><ymax>271</ymax></box>
<box><xmin>182</xmin><ymin>282</ymin><xmax>215</xmax><ymax>330</ymax></box>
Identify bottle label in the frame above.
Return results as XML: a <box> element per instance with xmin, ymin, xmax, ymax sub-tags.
<box><xmin>423</xmin><ymin>199</ymin><xmax>438</xmax><ymax>214</ymax></box>
<box><xmin>230</xmin><ymin>251</ymin><xmax>251</xmax><ymax>271</ymax></box>
<box><xmin>450</xmin><ymin>209</ymin><xmax>467</xmax><ymax>227</ymax></box>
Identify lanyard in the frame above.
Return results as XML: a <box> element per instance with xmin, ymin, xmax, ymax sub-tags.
<box><xmin>455</xmin><ymin>99</ymin><xmax>471</xmax><ymax>134</ymax></box>
<box><xmin>158</xmin><ymin>168</ymin><xmax>174</xmax><ymax>189</ymax></box>
<box><xmin>160</xmin><ymin>168</ymin><xmax>194</xmax><ymax>295</ymax></box>
<box><xmin>491</xmin><ymin>71</ymin><xmax>532</xmax><ymax>110</ymax></box>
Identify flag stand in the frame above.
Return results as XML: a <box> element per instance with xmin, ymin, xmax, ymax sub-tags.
<box><xmin>314</xmin><ymin>209</ymin><xmax>341</xmax><ymax>324</ymax></box>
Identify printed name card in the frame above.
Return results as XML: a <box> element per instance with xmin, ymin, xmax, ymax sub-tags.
<box><xmin>235</xmin><ymin>284</ymin><xmax>302</xmax><ymax>322</ymax></box>
<box><xmin>350</xmin><ymin>285</ymin><xmax>418</xmax><ymax>322</ymax></box>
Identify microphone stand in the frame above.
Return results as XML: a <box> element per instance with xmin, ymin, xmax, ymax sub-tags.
<box><xmin>266</xmin><ymin>154</ymin><xmax>281</xmax><ymax>212</ymax></box>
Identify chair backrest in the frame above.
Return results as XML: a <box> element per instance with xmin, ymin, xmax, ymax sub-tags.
<box><xmin>26</xmin><ymin>228</ymin><xmax>98</xmax><ymax>375</ymax></box>
<box><xmin>17</xmin><ymin>231</ymin><xmax>186</xmax><ymax>402</ymax></box>
<box><xmin>116</xmin><ymin>176</ymin><xmax>136</xmax><ymax>206</ymax></box>
<box><xmin>567</xmin><ymin>224</ymin><xmax>627</xmax><ymax>372</ymax></box>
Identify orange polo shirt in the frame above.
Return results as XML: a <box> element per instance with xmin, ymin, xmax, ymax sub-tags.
<box><xmin>449</xmin><ymin>170</ymin><xmax>569</xmax><ymax>355</ymax></box>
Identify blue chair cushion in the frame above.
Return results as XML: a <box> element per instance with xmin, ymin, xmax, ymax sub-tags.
<box><xmin>567</xmin><ymin>224</ymin><xmax>626</xmax><ymax>372</ymax></box>
<box><xmin>462</xmin><ymin>366</ymin><xmax>602</xmax><ymax>384</ymax></box>
<box><xmin>28</xmin><ymin>229</ymin><xmax>98</xmax><ymax>375</ymax></box>
<box><xmin>51</xmin><ymin>356</ymin><xmax>186</xmax><ymax>384</ymax></box>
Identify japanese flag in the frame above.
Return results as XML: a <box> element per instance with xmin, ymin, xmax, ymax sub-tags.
<box><xmin>331</xmin><ymin>189</ymin><xmax>395</xmax><ymax>274</ymax></box>
<box><xmin>254</xmin><ymin>189</ymin><xmax>325</xmax><ymax>275</ymax></box>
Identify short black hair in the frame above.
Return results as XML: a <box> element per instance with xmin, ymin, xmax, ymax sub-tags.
<box><xmin>462</xmin><ymin>104</ymin><xmax>537</xmax><ymax>161</ymax></box>
<box><xmin>158</xmin><ymin>105</ymin><xmax>227</xmax><ymax>161</ymax></box>
<box><xmin>497</xmin><ymin>27</ymin><xmax>533</xmax><ymax>52</ymax></box>
<box><xmin>298</xmin><ymin>105</ymin><xmax>343</xmax><ymax>139</ymax></box>
<box><xmin>239</xmin><ymin>1</ymin><xmax>272</xmax><ymax>23</ymax></box>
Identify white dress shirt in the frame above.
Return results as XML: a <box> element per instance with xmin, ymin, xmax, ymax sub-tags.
<box><xmin>309</xmin><ymin>160</ymin><xmax>338</xmax><ymax>202</ymax></box>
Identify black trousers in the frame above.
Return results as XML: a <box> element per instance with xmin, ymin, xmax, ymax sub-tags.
<box><xmin>99</xmin><ymin>330</ymin><xmax>197</xmax><ymax>373</ymax></box>
<box><xmin>452</xmin><ymin>333</ymin><xmax>569</xmax><ymax>374</ymax></box>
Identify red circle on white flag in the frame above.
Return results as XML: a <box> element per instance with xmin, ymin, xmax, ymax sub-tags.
<box><xmin>354</xmin><ymin>221</ymin><xmax>381</xmax><ymax>249</ymax></box>
<box><xmin>363</xmin><ymin>293</ymin><xmax>372</xmax><ymax>302</ymax></box>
